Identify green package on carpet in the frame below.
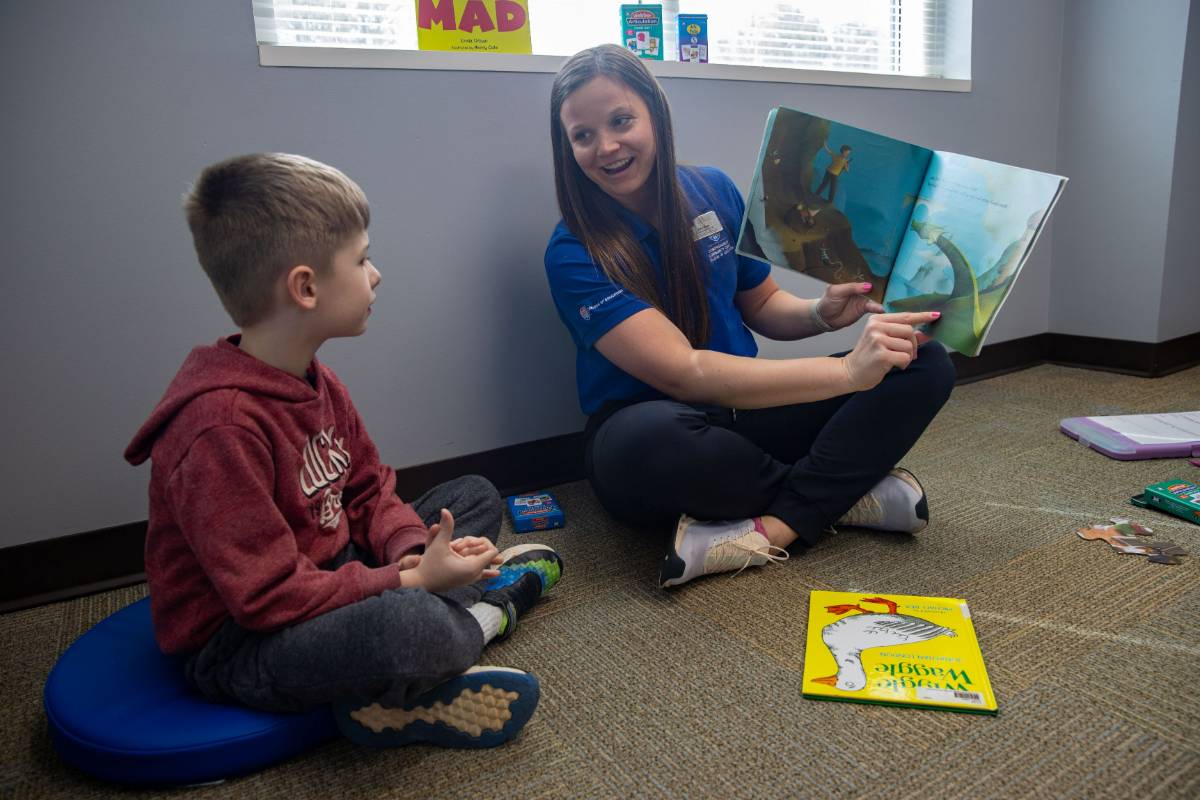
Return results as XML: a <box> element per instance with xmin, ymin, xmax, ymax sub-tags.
<box><xmin>1131</xmin><ymin>479</ymin><xmax>1200</xmax><ymax>525</ymax></box>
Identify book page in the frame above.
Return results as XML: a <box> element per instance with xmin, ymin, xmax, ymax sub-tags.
<box><xmin>1089</xmin><ymin>412</ymin><xmax>1200</xmax><ymax>444</ymax></box>
<box><xmin>884</xmin><ymin>151</ymin><xmax>1066</xmax><ymax>355</ymax></box>
<box><xmin>737</xmin><ymin>107</ymin><xmax>932</xmax><ymax>303</ymax></box>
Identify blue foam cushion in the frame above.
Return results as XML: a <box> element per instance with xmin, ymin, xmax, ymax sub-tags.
<box><xmin>44</xmin><ymin>597</ymin><xmax>338</xmax><ymax>786</ymax></box>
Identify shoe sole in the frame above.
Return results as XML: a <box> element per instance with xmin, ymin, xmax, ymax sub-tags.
<box><xmin>489</xmin><ymin>544</ymin><xmax>563</xmax><ymax>596</ymax></box>
<box><xmin>658</xmin><ymin>516</ymin><xmax>690</xmax><ymax>588</ymax></box>
<box><xmin>334</xmin><ymin>668</ymin><xmax>539</xmax><ymax>749</ymax></box>
<box><xmin>890</xmin><ymin>468</ymin><xmax>929</xmax><ymax>533</ymax></box>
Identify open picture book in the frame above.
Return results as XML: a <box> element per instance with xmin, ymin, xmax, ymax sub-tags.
<box><xmin>736</xmin><ymin>107</ymin><xmax>1067</xmax><ymax>356</ymax></box>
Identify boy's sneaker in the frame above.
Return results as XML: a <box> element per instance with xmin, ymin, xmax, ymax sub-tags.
<box><xmin>659</xmin><ymin>516</ymin><xmax>788</xmax><ymax>589</ymax></box>
<box><xmin>837</xmin><ymin>468</ymin><xmax>929</xmax><ymax>533</ymax></box>
<box><xmin>334</xmin><ymin>666</ymin><xmax>539</xmax><ymax>749</ymax></box>
<box><xmin>480</xmin><ymin>544</ymin><xmax>563</xmax><ymax>640</ymax></box>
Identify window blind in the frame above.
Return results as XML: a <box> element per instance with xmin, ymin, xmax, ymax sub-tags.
<box><xmin>252</xmin><ymin>0</ymin><xmax>966</xmax><ymax>79</ymax></box>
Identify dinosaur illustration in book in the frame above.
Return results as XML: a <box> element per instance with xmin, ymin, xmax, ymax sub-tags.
<box><xmin>888</xmin><ymin>209</ymin><xmax>1046</xmax><ymax>346</ymax></box>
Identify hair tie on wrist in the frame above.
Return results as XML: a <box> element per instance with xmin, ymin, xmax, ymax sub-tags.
<box><xmin>810</xmin><ymin>302</ymin><xmax>836</xmax><ymax>332</ymax></box>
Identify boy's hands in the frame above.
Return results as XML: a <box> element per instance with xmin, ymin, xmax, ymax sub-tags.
<box><xmin>397</xmin><ymin>509</ymin><xmax>501</xmax><ymax>592</ymax></box>
<box><xmin>842</xmin><ymin>311</ymin><xmax>939</xmax><ymax>392</ymax></box>
<box><xmin>814</xmin><ymin>282</ymin><xmax>885</xmax><ymax>330</ymax></box>
<box><xmin>450</xmin><ymin>536</ymin><xmax>503</xmax><ymax>568</ymax></box>
<box><xmin>396</xmin><ymin>553</ymin><xmax>422</xmax><ymax>570</ymax></box>
<box><xmin>396</xmin><ymin>537</ymin><xmax>500</xmax><ymax>571</ymax></box>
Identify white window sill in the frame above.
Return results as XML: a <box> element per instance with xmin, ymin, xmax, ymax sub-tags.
<box><xmin>258</xmin><ymin>45</ymin><xmax>971</xmax><ymax>93</ymax></box>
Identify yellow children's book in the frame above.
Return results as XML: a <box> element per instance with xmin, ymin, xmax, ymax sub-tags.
<box><xmin>802</xmin><ymin>590</ymin><xmax>998</xmax><ymax>715</ymax></box>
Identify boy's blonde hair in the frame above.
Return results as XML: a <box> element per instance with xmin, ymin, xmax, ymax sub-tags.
<box><xmin>184</xmin><ymin>153</ymin><xmax>370</xmax><ymax>326</ymax></box>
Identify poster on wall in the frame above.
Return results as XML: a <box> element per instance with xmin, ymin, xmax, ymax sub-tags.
<box><xmin>415</xmin><ymin>0</ymin><xmax>532</xmax><ymax>53</ymax></box>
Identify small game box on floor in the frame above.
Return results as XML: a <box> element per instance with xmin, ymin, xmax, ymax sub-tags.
<box><xmin>507</xmin><ymin>493</ymin><xmax>565</xmax><ymax>533</ymax></box>
<box><xmin>1131</xmin><ymin>479</ymin><xmax>1200</xmax><ymax>525</ymax></box>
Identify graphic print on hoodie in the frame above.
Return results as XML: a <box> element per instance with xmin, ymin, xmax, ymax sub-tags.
<box><xmin>125</xmin><ymin>336</ymin><xmax>427</xmax><ymax>654</ymax></box>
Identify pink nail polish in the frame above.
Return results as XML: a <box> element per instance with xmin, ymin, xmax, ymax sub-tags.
<box><xmin>862</xmin><ymin>283</ymin><xmax>872</xmax><ymax>291</ymax></box>
<box><xmin>931</xmin><ymin>311</ymin><xmax>941</xmax><ymax>319</ymax></box>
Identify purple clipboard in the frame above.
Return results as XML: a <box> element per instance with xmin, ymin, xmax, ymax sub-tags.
<box><xmin>1060</xmin><ymin>413</ymin><xmax>1200</xmax><ymax>461</ymax></box>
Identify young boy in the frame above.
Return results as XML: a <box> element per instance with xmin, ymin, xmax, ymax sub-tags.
<box><xmin>124</xmin><ymin>153</ymin><xmax>562</xmax><ymax>749</ymax></box>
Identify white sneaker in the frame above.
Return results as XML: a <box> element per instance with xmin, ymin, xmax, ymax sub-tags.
<box><xmin>837</xmin><ymin>468</ymin><xmax>929</xmax><ymax>533</ymax></box>
<box><xmin>659</xmin><ymin>515</ymin><xmax>789</xmax><ymax>588</ymax></box>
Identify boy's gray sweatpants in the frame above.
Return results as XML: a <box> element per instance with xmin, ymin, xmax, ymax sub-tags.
<box><xmin>183</xmin><ymin>474</ymin><xmax>503</xmax><ymax>713</ymax></box>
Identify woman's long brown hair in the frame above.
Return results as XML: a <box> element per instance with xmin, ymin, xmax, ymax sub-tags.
<box><xmin>550</xmin><ymin>45</ymin><xmax>710</xmax><ymax>347</ymax></box>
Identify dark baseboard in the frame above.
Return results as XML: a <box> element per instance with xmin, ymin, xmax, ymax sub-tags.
<box><xmin>948</xmin><ymin>329</ymin><xmax>1200</xmax><ymax>383</ymax></box>
<box><xmin>1043</xmin><ymin>330</ymin><xmax>1200</xmax><ymax>377</ymax></box>
<box><xmin>3</xmin><ymin>329</ymin><xmax>1197</xmax><ymax>613</ymax></box>
<box><xmin>0</xmin><ymin>521</ymin><xmax>149</xmax><ymax>614</ymax></box>
<box><xmin>949</xmin><ymin>333</ymin><xmax>1051</xmax><ymax>384</ymax></box>
<box><xmin>391</xmin><ymin>432</ymin><xmax>586</xmax><ymax>502</ymax></box>
<box><xmin>0</xmin><ymin>435</ymin><xmax>585</xmax><ymax>614</ymax></box>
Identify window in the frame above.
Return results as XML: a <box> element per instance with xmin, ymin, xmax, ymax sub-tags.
<box><xmin>254</xmin><ymin>1</ymin><xmax>971</xmax><ymax>89</ymax></box>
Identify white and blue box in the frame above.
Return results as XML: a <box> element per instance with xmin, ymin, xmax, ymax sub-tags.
<box><xmin>678</xmin><ymin>13</ymin><xmax>708</xmax><ymax>62</ymax></box>
<box><xmin>506</xmin><ymin>492</ymin><xmax>565</xmax><ymax>533</ymax></box>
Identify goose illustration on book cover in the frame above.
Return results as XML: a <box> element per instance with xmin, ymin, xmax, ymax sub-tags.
<box><xmin>802</xmin><ymin>591</ymin><xmax>998</xmax><ymax>714</ymax></box>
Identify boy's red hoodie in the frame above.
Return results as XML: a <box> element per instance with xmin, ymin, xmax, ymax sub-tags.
<box><xmin>125</xmin><ymin>337</ymin><xmax>427</xmax><ymax>654</ymax></box>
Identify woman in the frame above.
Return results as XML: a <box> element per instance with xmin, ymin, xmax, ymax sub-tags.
<box><xmin>544</xmin><ymin>45</ymin><xmax>955</xmax><ymax>588</ymax></box>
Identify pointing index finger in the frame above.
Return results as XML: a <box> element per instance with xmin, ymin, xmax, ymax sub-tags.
<box><xmin>874</xmin><ymin>311</ymin><xmax>941</xmax><ymax>325</ymax></box>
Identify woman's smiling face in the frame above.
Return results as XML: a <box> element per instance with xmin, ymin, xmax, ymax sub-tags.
<box><xmin>559</xmin><ymin>75</ymin><xmax>658</xmax><ymax>217</ymax></box>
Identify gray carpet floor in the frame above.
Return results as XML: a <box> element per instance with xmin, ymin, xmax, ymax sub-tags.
<box><xmin>4</xmin><ymin>364</ymin><xmax>1199</xmax><ymax>799</ymax></box>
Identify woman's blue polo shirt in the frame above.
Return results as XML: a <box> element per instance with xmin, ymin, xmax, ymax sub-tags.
<box><xmin>544</xmin><ymin>166</ymin><xmax>771</xmax><ymax>416</ymax></box>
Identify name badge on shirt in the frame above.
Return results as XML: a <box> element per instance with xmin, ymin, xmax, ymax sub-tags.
<box><xmin>691</xmin><ymin>210</ymin><xmax>723</xmax><ymax>241</ymax></box>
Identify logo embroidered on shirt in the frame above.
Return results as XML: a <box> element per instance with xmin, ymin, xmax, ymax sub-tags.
<box><xmin>706</xmin><ymin>236</ymin><xmax>734</xmax><ymax>262</ymax></box>
<box><xmin>579</xmin><ymin>288</ymin><xmax>625</xmax><ymax>321</ymax></box>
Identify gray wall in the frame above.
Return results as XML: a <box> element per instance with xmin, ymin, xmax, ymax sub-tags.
<box><xmin>1053</xmin><ymin>0</ymin><xmax>1196</xmax><ymax>341</ymax></box>
<box><xmin>1161</xmin><ymin>0</ymin><xmax>1200</xmax><ymax>341</ymax></box>
<box><xmin>0</xmin><ymin>0</ymin><xmax>1163</xmax><ymax>549</ymax></box>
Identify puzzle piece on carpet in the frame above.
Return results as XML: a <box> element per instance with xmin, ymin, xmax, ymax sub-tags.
<box><xmin>1076</xmin><ymin>524</ymin><xmax>1147</xmax><ymax>545</ymax></box>
<box><xmin>1075</xmin><ymin>520</ymin><xmax>1188</xmax><ymax>565</ymax></box>
<box><xmin>1076</xmin><ymin>525</ymin><xmax>1125</xmax><ymax>543</ymax></box>
<box><xmin>1107</xmin><ymin>518</ymin><xmax>1154</xmax><ymax>536</ymax></box>
<box><xmin>1076</xmin><ymin>518</ymin><xmax>1152</xmax><ymax>541</ymax></box>
<box><xmin>1107</xmin><ymin>537</ymin><xmax>1156</xmax><ymax>554</ymax></box>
